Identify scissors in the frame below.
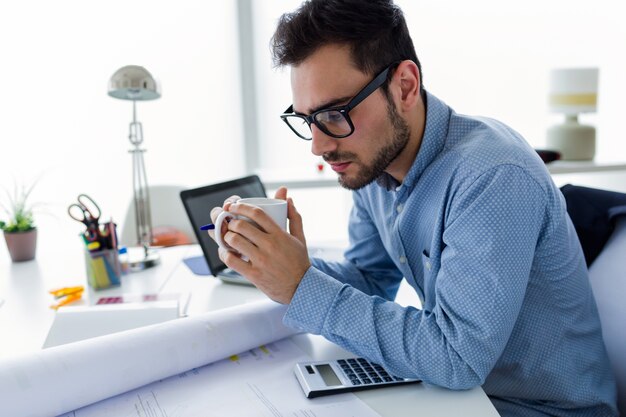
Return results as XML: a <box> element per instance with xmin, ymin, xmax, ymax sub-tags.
<box><xmin>68</xmin><ymin>194</ymin><xmax>101</xmax><ymax>228</ymax></box>
<box><xmin>68</xmin><ymin>194</ymin><xmax>111</xmax><ymax>245</ymax></box>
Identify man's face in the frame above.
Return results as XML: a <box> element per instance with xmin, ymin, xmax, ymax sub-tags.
<box><xmin>290</xmin><ymin>45</ymin><xmax>410</xmax><ymax>190</ymax></box>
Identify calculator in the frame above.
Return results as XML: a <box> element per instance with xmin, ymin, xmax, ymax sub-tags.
<box><xmin>294</xmin><ymin>357</ymin><xmax>420</xmax><ymax>398</ymax></box>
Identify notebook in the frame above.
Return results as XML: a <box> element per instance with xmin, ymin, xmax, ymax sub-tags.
<box><xmin>180</xmin><ymin>175</ymin><xmax>267</xmax><ymax>285</ymax></box>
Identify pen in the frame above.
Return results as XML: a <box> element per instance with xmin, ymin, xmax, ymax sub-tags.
<box><xmin>200</xmin><ymin>218</ymin><xmax>231</xmax><ymax>231</ymax></box>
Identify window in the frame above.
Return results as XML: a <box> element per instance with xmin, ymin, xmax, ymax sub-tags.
<box><xmin>0</xmin><ymin>1</ymin><xmax>244</xmax><ymax>230</ymax></box>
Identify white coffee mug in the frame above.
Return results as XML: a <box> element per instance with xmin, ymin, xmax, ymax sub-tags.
<box><xmin>214</xmin><ymin>197</ymin><xmax>288</xmax><ymax>251</ymax></box>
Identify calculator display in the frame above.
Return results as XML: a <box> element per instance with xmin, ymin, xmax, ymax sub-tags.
<box><xmin>316</xmin><ymin>364</ymin><xmax>342</xmax><ymax>386</ymax></box>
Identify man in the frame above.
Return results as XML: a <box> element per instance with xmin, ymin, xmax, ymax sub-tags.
<box><xmin>210</xmin><ymin>1</ymin><xmax>617</xmax><ymax>415</ymax></box>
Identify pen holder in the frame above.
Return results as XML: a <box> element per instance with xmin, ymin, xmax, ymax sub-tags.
<box><xmin>84</xmin><ymin>248</ymin><xmax>122</xmax><ymax>290</ymax></box>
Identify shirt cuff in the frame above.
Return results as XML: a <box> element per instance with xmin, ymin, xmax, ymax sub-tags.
<box><xmin>284</xmin><ymin>266</ymin><xmax>345</xmax><ymax>334</ymax></box>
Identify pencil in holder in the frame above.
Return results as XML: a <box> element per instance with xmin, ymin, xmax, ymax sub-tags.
<box><xmin>84</xmin><ymin>247</ymin><xmax>122</xmax><ymax>290</ymax></box>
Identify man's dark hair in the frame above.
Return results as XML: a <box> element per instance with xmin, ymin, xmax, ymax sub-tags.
<box><xmin>271</xmin><ymin>0</ymin><xmax>423</xmax><ymax>94</ymax></box>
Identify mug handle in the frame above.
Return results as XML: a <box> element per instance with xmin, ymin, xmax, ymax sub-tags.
<box><xmin>214</xmin><ymin>211</ymin><xmax>236</xmax><ymax>251</ymax></box>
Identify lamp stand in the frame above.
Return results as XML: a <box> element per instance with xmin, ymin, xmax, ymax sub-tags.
<box><xmin>127</xmin><ymin>100</ymin><xmax>160</xmax><ymax>270</ymax></box>
<box><xmin>546</xmin><ymin>114</ymin><xmax>595</xmax><ymax>161</ymax></box>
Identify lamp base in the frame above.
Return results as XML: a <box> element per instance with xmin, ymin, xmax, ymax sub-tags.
<box><xmin>123</xmin><ymin>246</ymin><xmax>161</xmax><ymax>273</ymax></box>
<box><xmin>546</xmin><ymin>119</ymin><xmax>595</xmax><ymax>161</ymax></box>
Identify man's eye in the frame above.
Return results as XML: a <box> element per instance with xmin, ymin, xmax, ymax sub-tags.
<box><xmin>318</xmin><ymin>111</ymin><xmax>343</xmax><ymax>124</ymax></box>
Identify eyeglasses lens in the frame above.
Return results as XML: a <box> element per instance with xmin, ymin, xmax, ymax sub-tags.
<box><xmin>314</xmin><ymin>110</ymin><xmax>351</xmax><ymax>137</ymax></box>
<box><xmin>284</xmin><ymin>116</ymin><xmax>313</xmax><ymax>139</ymax></box>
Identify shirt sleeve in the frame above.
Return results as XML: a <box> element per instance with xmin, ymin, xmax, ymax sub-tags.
<box><xmin>309</xmin><ymin>190</ymin><xmax>404</xmax><ymax>300</ymax></box>
<box><xmin>284</xmin><ymin>165</ymin><xmax>548</xmax><ymax>389</ymax></box>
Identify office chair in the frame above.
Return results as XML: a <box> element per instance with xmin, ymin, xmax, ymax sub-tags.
<box><xmin>562</xmin><ymin>184</ymin><xmax>626</xmax><ymax>413</ymax></box>
<box><xmin>588</xmin><ymin>216</ymin><xmax>626</xmax><ymax>413</ymax></box>
<box><xmin>120</xmin><ymin>184</ymin><xmax>196</xmax><ymax>247</ymax></box>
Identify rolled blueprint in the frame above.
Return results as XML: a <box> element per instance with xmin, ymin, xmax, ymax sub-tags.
<box><xmin>0</xmin><ymin>300</ymin><xmax>297</xmax><ymax>417</ymax></box>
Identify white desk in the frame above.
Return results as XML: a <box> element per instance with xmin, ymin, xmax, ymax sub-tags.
<box><xmin>0</xmin><ymin>244</ymin><xmax>499</xmax><ymax>417</ymax></box>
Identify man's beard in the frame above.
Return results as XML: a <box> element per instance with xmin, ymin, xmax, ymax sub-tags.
<box><xmin>324</xmin><ymin>100</ymin><xmax>411</xmax><ymax>190</ymax></box>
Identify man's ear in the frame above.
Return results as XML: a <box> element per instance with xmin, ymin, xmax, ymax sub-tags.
<box><xmin>394</xmin><ymin>60</ymin><xmax>421</xmax><ymax>112</ymax></box>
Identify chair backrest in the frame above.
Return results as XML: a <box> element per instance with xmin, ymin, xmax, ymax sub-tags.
<box><xmin>588</xmin><ymin>217</ymin><xmax>626</xmax><ymax>413</ymax></box>
<box><xmin>120</xmin><ymin>185</ymin><xmax>196</xmax><ymax>246</ymax></box>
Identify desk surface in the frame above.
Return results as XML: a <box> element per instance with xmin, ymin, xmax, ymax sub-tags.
<box><xmin>0</xmin><ymin>243</ymin><xmax>499</xmax><ymax>417</ymax></box>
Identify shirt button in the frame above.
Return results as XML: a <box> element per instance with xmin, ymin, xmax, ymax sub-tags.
<box><xmin>399</xmin><ymin>256</ymin><xmax>407</xmax><ymax>264</ymax></box>
<box><xmin>396</xmin><ymin>204</ymin><xmax>404</xmax><ymax>213</ymax></box>
<box><xmin>425</xmin><ymin>261</ymin><xmax>432</xmax><ymax>270</ymax></box>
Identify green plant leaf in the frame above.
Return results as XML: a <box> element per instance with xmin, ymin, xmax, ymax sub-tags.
<box><xmin>0</xmin><ymin>177</ymin><xmax>38</xmax><ymax>232</ymax></box>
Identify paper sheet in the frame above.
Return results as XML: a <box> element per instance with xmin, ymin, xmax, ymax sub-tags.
<box><xmin>0</xmin><ymin>300</ymin><xmax>299</xmax><ymax>417</ymax></box>
<box><xmin>57</xmin><ymin>338</ymin><xmax>380</xmax><ymax>417</ymax></box>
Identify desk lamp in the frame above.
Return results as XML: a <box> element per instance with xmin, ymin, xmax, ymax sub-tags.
<box><xmin>546</xmin><ymin>68</ymin><xmax>599</xmax><ymax>160</ymax></box>
<box><xmin>108</xmin><ymin>65</ymin><xmax>161</xmax><ymax>270</ymax></box>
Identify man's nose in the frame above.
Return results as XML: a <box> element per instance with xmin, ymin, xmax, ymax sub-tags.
<box><xmin>310</xmin><ymin>125</ymin><xmax>338</xmax><ymax>156</ymax></box>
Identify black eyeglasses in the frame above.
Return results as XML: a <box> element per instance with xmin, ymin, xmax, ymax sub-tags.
<box><xmin>280</xmin><ymin>63</ymin><xmax>397</xmax><ymax>140</ymax></box>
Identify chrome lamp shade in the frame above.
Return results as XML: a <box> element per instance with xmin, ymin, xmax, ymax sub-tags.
<box><xmin>108</xmin><ymin>65</ymin><xmax>161</xmax><ymax>101</ymax></box>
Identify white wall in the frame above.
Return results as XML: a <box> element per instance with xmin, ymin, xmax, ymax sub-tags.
<box><xmin>253</xmin><ymin>0</ymin><xmax>626</xmax><ymax>170</ymax></box>
<box><xmin>251</xmin><ymin>0</ymin><xmax>626</xmax><ymax>244</ymax></box>
<box><xmin>0</xmin><ymin>1</ymin><xmax>244</xmax><ymax>247</ymax></box>
<box><xmin>396</xmin><ymin>0</ymin><xmax>626</xmax><ymax>160</ymax></box>
<box><xmin>2</xmin><ymin>1</ymin><xmax>625</xmax><ymax>253</ymax></box>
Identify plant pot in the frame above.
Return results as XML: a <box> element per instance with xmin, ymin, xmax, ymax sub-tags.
<box><xmin>3</xmin><ymin>229</ymin><xmax>37</xmax><ymax>262</ymax></box>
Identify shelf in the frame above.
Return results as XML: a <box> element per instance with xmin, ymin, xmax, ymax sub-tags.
<box><xmin>259</xmin><ymin>160</ymin><xmax>626</xmax><ymax>190</ymax></box>
<box><xmin>257</xmin><ymin>169</ymin><xmax>339</xmax><ymax>190</ymax></box>
<box><xmin>546</xmin><ymin>160</ymin><xmax>626</xmax><ymax>175</ymax></box>
<box><xmin>263</xmin><ymin>177</ymin><xmax>338</xmax><ymax>190</ymax></box>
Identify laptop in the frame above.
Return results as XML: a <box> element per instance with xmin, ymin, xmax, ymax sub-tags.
<box><xmin>180</xmin><ymin>175</ymin><xmax>267</xmax><ymax>285</ymax></box>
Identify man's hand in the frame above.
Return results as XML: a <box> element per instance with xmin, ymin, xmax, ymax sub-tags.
<box><xmin>208</xmin><ymin>195</ymin><xmax>240</xmax><ymax>243</ymax></box>
<box><xmin>208</xmin><ymin>187</ymin><xmax>310</xmax><ymax>304</ymax></box>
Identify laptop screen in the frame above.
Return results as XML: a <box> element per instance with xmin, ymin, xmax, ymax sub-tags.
<box><xmin>180</xmin><ymin>175</ymin><xmax>266</xmax><ymax>276</ymax></box>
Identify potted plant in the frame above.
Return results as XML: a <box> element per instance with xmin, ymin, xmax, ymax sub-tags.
<box><xmin>0</xmin><ymin>181</ymin><xmax>38</xmax><ymax>262</ymax></box>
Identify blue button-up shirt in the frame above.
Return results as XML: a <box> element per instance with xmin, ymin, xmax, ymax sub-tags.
<box><xmin>284</xmin><ymin>92</ymin><xmax>617</xmax><ymax>416</ymax></box>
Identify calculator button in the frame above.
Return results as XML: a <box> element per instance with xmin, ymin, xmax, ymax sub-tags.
<box><xmin>357</xmin><ymin>358</ymin><xmax>369</xmax><ymax>365</ymax></box>
<box><xmin>363</xmin><ymin>366</ymin><xmax>374</xmax><ymax>373</ymax></box>
<box><xmin>378</xmin><ymin>370</ymin><xmax>390</xmax><ymax>377</ymax></box>
<box><xmin>352</xmin><ymin>365</ymin><xmax>364</xmax><ymax>373</ymax></box>
<box><xmin>373</xmin><ymin>377</ymin><xmax>383</xmax><ymax>383</ymax></box>
<box><xmin>351</xmin><ymin>379</ymin><xmax>361</xmax><ymax>385</ymax></box>
<box><xmin>345</xmin><ymin>370</ymin><xmax>355</xmax><ymax>377</ymax></box>
<box><xmin>347</xmin><ymin>359</ymin><xmax>358</xmax><ymax>364</ymax></box>
<box><xmin>383</xmin><ymin>376</ymin><xmax>394</xmax><ymax>382</ymax></box>
<box><xmin>337</xmin><ymin>359</ymin><xmax>347</xmax><ymax>365</ymax></box>
<box><xmin>394</xmin><ymin>377</ymin><xmax>403</xmax><ymax>381</ymax></box>
<box><xmin>362</xmin><ymin>377</ymin><xmax>372</xmax><ymax>384</ymax></box>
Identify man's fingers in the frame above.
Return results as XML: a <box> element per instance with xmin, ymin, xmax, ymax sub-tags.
<box><xmin>210</xmin><ymin>207</ymin><xmax>223</xmax><ymax>223</ymax></box>
<box><xmin>219</xmin><ymin>248</ymin><xmax>254</xmax><ymax>277</ymax></box>
<box><xmin>274</xmin><ymin>187</ymin><xmax>288</xmax><ymax>201</ymax></box>
<box><xmin>287</xmin><ymin>198</ymin><xmax>306</xmax><ymax>244</ymax></box>
<box><xmin>223</xmin><ymin>195</ymin><xmax>241</xmax><ymax>210</ymax></box>
<box><xmin>208</xmin><ymin>207</ymin><xmax>224</xmax><ymax>239</ymax></box>
<box><xmin>209</xmin><ymin>195</ymin><xmax>240</xmax><ymax>241</ymax></box>
<box><xmin>227</xmin><ymin>219</ymin><xmax>265</xmax><ymax>248</ymax></box>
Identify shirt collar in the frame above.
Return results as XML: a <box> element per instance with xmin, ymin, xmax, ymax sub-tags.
<box><xmin>376</xmin><ymin>91</ymin><xmax>451</xmax><ymax>192</ymax></box>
